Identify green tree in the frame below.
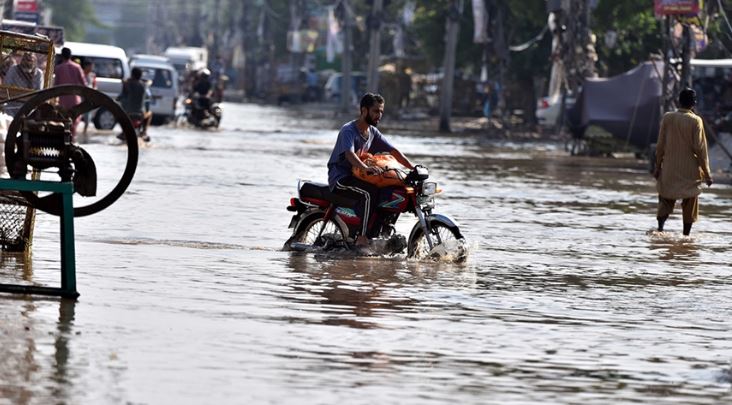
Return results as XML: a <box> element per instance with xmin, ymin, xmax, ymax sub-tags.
<box><xmin>592</xmin><ymin>1</ymin><xmax>663</xmax><ymax>76</ymax></box>
<box><xmin>44</xmin><ymin>0</ymin><xmax>103</xmax><ymax>42</ymax></box>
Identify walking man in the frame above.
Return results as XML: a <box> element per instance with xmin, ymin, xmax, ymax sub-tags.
<box><xmin>53</xmin><ymin>47</ymin><xmax>87</xmax><ymax>139</ymax></box>
<box><xmin>654</xmin><ymin>88</ymin><xmax>713</xmax><ymax>235</ymax></box>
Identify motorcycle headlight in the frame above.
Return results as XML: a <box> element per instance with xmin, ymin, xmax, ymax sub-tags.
<box><xmin>422</xmin><ymin>182</ymin><xmax>437</xmax><ymax>195</ymax></box>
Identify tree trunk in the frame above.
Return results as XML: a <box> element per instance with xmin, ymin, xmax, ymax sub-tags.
<box><xmin>341</xmin><ymin>0</ymin><xmax>353</xmax><ymax>113</ymax></box>
<box><xmin>366</xmin><ymin>0</ymin><xmax>383</xmax><ymax>94</ymax></box>
<box><xmin>680</xmin><ymin>23</ymin><xmax>693</xmax><ymax>89</ymax></box>
<box><xmin>439</xmin><ymin>0</ymin><xmax>462</xmax><ymax>132</ymax></box>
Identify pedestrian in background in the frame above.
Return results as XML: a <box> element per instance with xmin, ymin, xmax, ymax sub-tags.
<box><xmin>654</xmin><ymin>88</ymin><xmax>713</xmax><ymax>236</ymax></box>
<box><xmin>81</xmin><ymin>59</ymin><xmax>96</xmax><ymax>135</ymax></box>
<box><xmin>53</xmin><ymin>47</ymin><xmax>87</xmax><ymax>140</ymax></box>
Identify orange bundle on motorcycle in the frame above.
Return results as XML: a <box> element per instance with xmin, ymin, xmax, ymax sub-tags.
<box><xmin>352</xmin><ymin>153</ymin><xmax>406</xmax><ymax>188</ymax></box>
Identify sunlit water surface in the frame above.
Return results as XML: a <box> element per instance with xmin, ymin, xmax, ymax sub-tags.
<box><xmin>1</xmin><ymin>103</ymin><xmax>731</xmax><ymax>404</ymax></box>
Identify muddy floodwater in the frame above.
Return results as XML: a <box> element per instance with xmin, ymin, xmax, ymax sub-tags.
<box><xmin>1</xmin><ymin>103</ymin><xmax>731</xmax><ymax>404</ymax></box>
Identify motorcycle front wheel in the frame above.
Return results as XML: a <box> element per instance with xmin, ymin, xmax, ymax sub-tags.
<box><xmin>294</xmin><ymin>216</ymin><xmax>346</xmax><ymax>248</ymax></box>
<box><xmin>408</xmin><ymin>222</ymin><xmax>465</xmax><ymax>261</ymax></box>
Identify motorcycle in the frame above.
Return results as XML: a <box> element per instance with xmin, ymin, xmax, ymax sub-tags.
<box><xmin>116</xmin><ymin>112</ymin><xmax>150</xmax><ymax>143</ymax></box>
<box><xmin>284</xmin><ymin>165</ymin><xmax>466</xmax><ymax>259</ymax></box>
<box><xmin>183</xmin><ymin>95</ymin><xmax>222</xmax><ymax>129</ymax></box>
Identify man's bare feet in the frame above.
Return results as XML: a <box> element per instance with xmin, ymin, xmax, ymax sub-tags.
<box><xmin>355</xmin><ymin>235</ymin><xmax>369</xmax><ymax>247</ymax></box>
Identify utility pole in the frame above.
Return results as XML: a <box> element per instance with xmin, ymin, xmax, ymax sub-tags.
<box><xmin>366</xmin><ymin>0</ymin><xmax>383</xmax><ymax>93</ymax></box>
<box><xmin>680</xmin><ymin>23</ymin><xmax>693</xmax><ymax>89</ymax></box>
<box><xmin>439</xmin><ymin>0</ymin><xmax>463</xmax><ymax>132</ymax></box>
<box><xmin>492</xmin><ymin>0</ymin><xmax>508</xmax><ymax>119</ymax></box>
<box><xmin>341</xmin><ymin>0</ymin><xmax>353</xmax><ymax>112</ymax></box>
<box><xmin>288</xmin><ymin>0</ymin><xmax>304</xmax><ymax>101</ymax></box>
<box><xmin>662</xmin><ymin>16</ymin><xmax>672</xmax><ymax>113</ymax></box>
<box><xmin>238</xmin><ymin>0</ymin><xmax>250</xmax><ymax>96</ymax></box>
<box><xmin>213</xmin><ymin>0</ymin><xmax>221</xmax><ymax>57</ymax></box>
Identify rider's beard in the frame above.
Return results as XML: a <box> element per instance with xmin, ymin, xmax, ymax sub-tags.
<box><xmin>365</xmin><ymin>114</ymin><xmax>379</xmax><ymax>127</ymax></box>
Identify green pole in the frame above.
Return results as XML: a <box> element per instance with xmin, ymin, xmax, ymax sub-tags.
<box><xmin>59</xmin><ymin>183</ymin><xmax>77</xmax><ymax>297</ymax></box>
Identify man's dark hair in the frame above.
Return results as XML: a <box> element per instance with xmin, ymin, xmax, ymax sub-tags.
<box><xmin>679</xmin><ymin>88</ymin><xmax>696</xmax><ymax>108</ymax></box>
<box><xmin>360</xmin><ymin>92</ymin><xmax>384</xmax><ymax>110</ymax></box>
<box><xmin>61</xmin><ymin>47</ymin><xmax>72</xmax><ymax>60</ymax></box>
<box><xmin>131</xmin><ymin>67</ymin><xmax>142</xmax><ymax>80</ymax></box>
<box><xmin>81</xmin><ymin>59</ymin><xmax>93</xmax><ymax>69</ymax></box>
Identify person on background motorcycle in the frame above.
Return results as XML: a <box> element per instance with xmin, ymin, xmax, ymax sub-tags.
<box><xmin>191</xmin><ymin>68</ymin><xmax>213</xmax><ymax>120</ymax></box>
<box><xmin>209</xmin><ymin>55</ymin><xmax>225</xmax><ymax>102</ymax></box>
<box><xmin>117</xmin><ymin>67</ymin><xmax>152</xmax><ymax>141</ymax></box>
<box><xmin>327</xmin><ymin>92</ymin><xmax>414</xmax><ymax>251</ymax></box>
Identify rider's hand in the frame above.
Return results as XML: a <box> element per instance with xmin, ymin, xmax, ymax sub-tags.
<box><xmin>366</xmin><ymin>166</ymin><xmax>382</xmax><ymax>176</ymax></box>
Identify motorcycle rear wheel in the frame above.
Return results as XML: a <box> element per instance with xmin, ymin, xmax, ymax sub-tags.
<box><xmin>408</xmin><ymin>222</ymin><xmax>465</xmax><ymax>260</ymax></box>
<box><xmin>294</xmin><ymin>216</ymin><xmax>346</xmax><ymax>247</ymax></box>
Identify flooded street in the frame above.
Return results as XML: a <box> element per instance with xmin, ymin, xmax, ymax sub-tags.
<box><xmin>2</xmin><ymin>102</ymin><xmax>732</xmax><ymax>404</ymax></box>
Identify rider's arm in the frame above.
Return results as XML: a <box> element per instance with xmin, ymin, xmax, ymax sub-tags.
<box><xmin>346</xmin><ymin>150</ymin><xmax>382</xmax><ymax>175</ymax></box>
<box><xmin>390</xmin><ymin>148</ymin><xmax>414</xmax><ymax>169</ymax></box>
<box><xmin>346</xmin><ymin>150</ymin><xmax>370</xmax><ymax>171</ymax></box>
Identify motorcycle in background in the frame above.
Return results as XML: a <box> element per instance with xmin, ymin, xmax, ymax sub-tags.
<box><xmin>182</xmin><ymin>95</ymin><xmax>222</xmax><ymax>129</ymax></box>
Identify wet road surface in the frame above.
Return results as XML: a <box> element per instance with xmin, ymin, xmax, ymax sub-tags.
<box><xmin>1</xmin><ymin>102</ymin><xmax>731</xmax><ymax>404</ymax></box>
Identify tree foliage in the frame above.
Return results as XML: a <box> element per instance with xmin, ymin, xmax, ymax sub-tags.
<box><xmin>45</xmin><ymin>0</ymin><xmax>103</xmax><ymax>42</ymax></box>
<box><xmin>592</xmin><ymin>2</ymin><xmax>663</xmax><ymax>77</ymax></box>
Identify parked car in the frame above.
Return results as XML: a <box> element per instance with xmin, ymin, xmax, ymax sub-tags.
<box><xmin>129</xmin><ymin>57</ymin><xmax>179</xmax><ymax>125</ymax></box>
<box><xmin>59</xmin><ymin>41</ymin><xmax>130</xmax><ymax>130</ymax></box>
<box><xmin>324</xmin><ymin>72</ymin><xmax>367</xmax><ymax>104</ymax></box>
<box><xmin>536</xmin><ymin>93</ymin><xmax>576</xmax><ymax>127</ymax></box>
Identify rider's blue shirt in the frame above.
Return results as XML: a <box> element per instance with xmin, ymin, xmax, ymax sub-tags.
<box><xmin>327</xmin><ymin>120</ymin><xmax>395</xmax><ymax>190</ymax></box>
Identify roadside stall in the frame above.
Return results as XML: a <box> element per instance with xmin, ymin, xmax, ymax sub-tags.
<box><xmin>0</xmin><ymin>30</ymin><xmax>54</xmax><ymax>251</ymax></box>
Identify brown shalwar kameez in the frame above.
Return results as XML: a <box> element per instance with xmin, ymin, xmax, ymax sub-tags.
<box><xmin>655</xmin><ymin>108</ymin><xmax>711</xmax><ymax>223</ymax></box>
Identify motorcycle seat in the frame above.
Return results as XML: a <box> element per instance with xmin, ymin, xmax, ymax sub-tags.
<box><xmin>299</xmin><ymin>181</ymin><xmax>356</xmax><ymax>207</ymax></box>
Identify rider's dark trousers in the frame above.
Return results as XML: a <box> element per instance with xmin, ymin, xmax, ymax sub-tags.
<box><xmin>335</xmin><ymin>175</ymin><xmax>380</xmax><ymax>237</ymax></box>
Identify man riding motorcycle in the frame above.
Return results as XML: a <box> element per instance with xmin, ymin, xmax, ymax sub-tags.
<box><xmin>117</xmin><ymin>67</ymin><xmax>152</xmax><ymax>142</ymax></box>
<box><xmin>327</xmin><ymin>92</ymin><xmax>414</xmax><ymax>252</ymax></box>
<box><xmin>191</xmin><ymin>68</ymin><xmax>213</xmax><ymax>121</ymax></box>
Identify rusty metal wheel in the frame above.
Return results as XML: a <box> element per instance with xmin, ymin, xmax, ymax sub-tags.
<box><xmin>4</xmin><ymin>85</ymin><xmax>139</xmax><ymax>217</ymax></box>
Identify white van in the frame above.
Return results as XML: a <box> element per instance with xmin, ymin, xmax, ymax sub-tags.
<box><xmin>164</xmin><ymin>46</ymin><xmax>208</xmax><ymax>84</ymax></box>
<box><xmin>59</xmin><ymin>41</ymin><xmax>130</xmax><ymax>129</ymax></box>
<box><xmin>129</xmin><ymin>56</ymin><xmax>179</xmax><ymax>124</ymax></box>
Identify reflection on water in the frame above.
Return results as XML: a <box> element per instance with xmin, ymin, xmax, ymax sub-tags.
<box><xmin>0</xmin><ymin>296</ymin><xmax>75</xmax><ymax>405</ymax></box>
<box><xmin>1</xmin><ymin>103</ymin><xmax>732</xmax><ymax>404</ymax></box>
